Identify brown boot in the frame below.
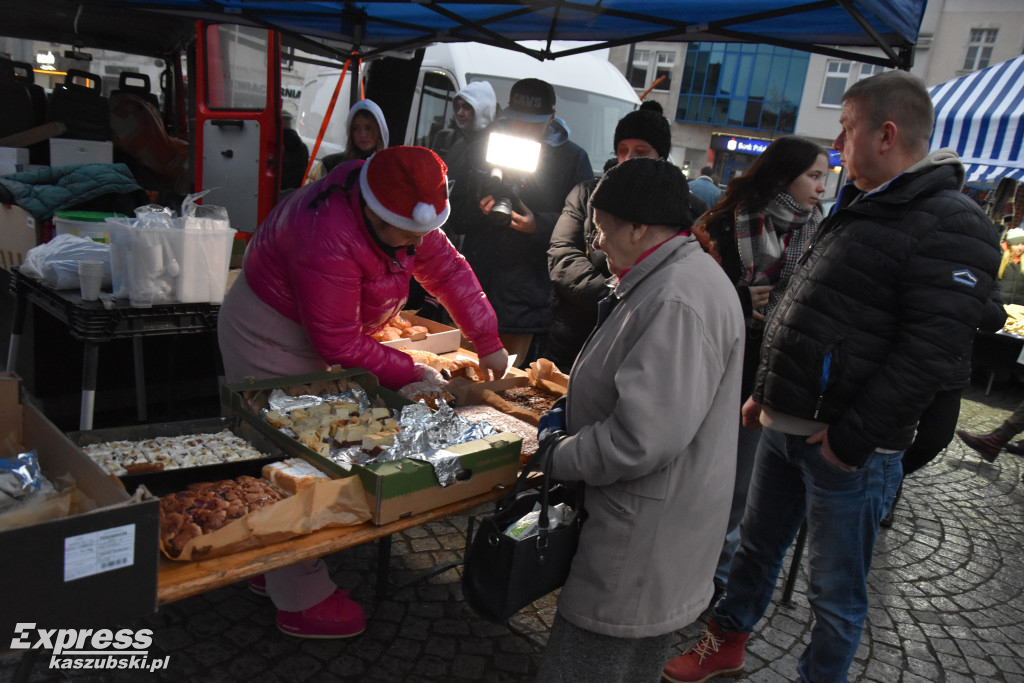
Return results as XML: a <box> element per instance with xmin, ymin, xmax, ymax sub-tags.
<box><xmin>662</xmin><ymin>618</ymin><xmax>748</xmax><ymax>683</ymax></box>
<box><xmin>956</xmin><ymin>429</ymin><xmax>1007</xmax><ymax>462</ymax></box>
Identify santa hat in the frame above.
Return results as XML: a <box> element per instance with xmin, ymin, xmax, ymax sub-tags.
<box><xmin>359</xmin><ymin>146</ymin><xmax>450</xmax><ymax>232</ymax></box>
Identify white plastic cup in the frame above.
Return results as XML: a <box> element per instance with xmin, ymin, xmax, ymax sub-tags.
<box><xmin>78</xmin><ymin>260</ymin><xmax>104</xmax><ymax>301</ymax></box>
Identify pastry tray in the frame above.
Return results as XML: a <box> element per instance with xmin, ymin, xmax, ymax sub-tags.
<box><xmin>68</xmin><ymin>416</ymin><xmax>291</xmax><ymax>496</ymax></box>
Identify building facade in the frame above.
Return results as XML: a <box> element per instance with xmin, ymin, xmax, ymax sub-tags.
<box><xmin>609</xmin><ymin>0</ymin><xmax>1024</xmax><ymax>193</ymax></box>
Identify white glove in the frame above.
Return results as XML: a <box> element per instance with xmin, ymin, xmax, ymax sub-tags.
<box><xmin>416</xmin><ymin>362</ymin><xmax>446</xmax><ymax>386</ymax></box>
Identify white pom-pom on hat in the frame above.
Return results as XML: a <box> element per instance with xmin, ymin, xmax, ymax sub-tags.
<box><xmin>413</xmin><ymin>202</ymin><xmax>437</xmax><ymax>226</ymax></box>
<box><xmin>359</xmin><ymin>146</ymin><xmax>450</xmax><ymax>233</ymax></box>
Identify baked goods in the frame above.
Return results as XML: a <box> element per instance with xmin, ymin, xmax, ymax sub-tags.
<box><xmin>159</xmin><ymin>475</ymin><xmax>285</xmax><ymax>557</ymax></box>
<box><xmin>497</xmin><ymin>385</ymin><xmax>561</xmax><ymax>418</ymax></box>
<box><xmin>373</xmin><ymin>314</ymin><xmax>430</xmax><ymax>342</ymax></box>
<box><xmin>398</xmin><ymin>381</ymin><xmax>454</xmax><ymax>410</ymax></box>
<box><xmin>263</xmin><ymin>401</ymin><xmax>401</xmax><ymax>458</ymax></box>
<box><xmin>262</xmin><ymin>458</ymin><xmax>332</xmax><ymax>494</ymax></box>
<box><xmin>83</xmin><ymin>430</ymin><xmax>268</xmax><ymax>476</ymax></box>
<box><xmin>456</xmin><ymin>404</ymin><xmax>538</xmax><ymax>464</ymax></box>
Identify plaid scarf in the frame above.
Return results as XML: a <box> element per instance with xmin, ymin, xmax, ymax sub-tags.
<box><xmin>735</xmin><ymin>192</ymin><xmax>823</xmax><ymax>321</ymax></box>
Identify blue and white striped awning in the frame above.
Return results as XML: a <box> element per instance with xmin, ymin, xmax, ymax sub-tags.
<box><xmin>930</xmin><ymin>55</ymin><xmax>1024</xmax><ymax>185</ymax></box>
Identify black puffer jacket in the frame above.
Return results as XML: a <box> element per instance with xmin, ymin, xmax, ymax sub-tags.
<box><xmin>546</xmin><ymin>179</ymin><xmax>611</xmax><ymax>369</ymax></box>
<box><xmin>752</xmin><ymin>152</ymin><xmax>1000</xmax><ymax>467</ymax></box>
<box><xmin>450</xmin><ymin>119</ymin><xmax>593</xmax><ymax>334</ymax></box>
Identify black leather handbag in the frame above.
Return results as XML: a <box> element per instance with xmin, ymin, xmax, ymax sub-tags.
<box><xmin>461</xmin><ymin>446</ymin><xmax>586</xmax><ymax>622</ymax></box>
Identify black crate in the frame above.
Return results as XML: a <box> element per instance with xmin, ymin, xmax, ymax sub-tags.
<box><xmin>69</xmin><ymin>416</ymin><xmax>289</xmax><ymax>496</ymax></box>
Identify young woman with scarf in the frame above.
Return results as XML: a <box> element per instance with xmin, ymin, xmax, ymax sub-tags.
<box><xmin>693</xmin><ymin>135</ymin><xmax>828</xmax><ymax>602</ymax></box>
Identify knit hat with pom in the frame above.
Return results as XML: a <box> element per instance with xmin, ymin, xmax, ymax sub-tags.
<box><xmin>359</xmin><ymin>146</ymin><xmax>450</xmax><ymax>232</ymax></box>
<box><xmin>613</xmin><ymin>109</ymin><xmax>671</xmax><ymax>160</ymax></box>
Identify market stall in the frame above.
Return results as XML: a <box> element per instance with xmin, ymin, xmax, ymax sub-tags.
<box><xmin>930</xmin><ymin>54</ymin><xmax>1024</xmax><ymax>187</ymax></box>
<box><xmin>2</xmin><ymin>302</ymin><xmax>568</xmax><ymax>633</ymax></box>
<box><xmin>929</xmin><ymin>54</ymin><xmax>1024</xmax><ymax>225</ymax></box>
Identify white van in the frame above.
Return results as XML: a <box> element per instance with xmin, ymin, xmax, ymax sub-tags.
<box><xmin>296</xmin><ymin>41</ymin><xmax>640</xmax><ymax>174</ymax></box>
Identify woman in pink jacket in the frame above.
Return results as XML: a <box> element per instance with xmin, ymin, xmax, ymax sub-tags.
<box><xmin>218</xmin><ymin>146</ymin><xmax>508</xmax><ymax>638</ymax></box>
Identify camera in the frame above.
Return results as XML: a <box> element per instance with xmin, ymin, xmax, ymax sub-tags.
<box><xmin>483</xmin><ymin>167</ymin><xmax>520</xmax><ymax>228</ymax></box>
<box><xmin>479</xmin><ymin>132</ymin><xmax>541</xmax><ymax>228</ymax></box>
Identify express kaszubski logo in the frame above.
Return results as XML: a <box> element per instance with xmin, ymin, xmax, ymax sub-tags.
<box><xmin>10</xmin><ymin>623</ymin><xmax>170</xmax><ymax>672</ymax></box>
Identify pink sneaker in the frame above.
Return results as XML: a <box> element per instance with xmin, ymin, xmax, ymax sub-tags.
<box><xmin>277</xmin><ymin>589</ymin><xmax>366</xmax><ymax>639</ymax></box>
<box><xmin>248</xmin><ymin>574</ymin><xmax>267</xmax><ymax>596</ymax></box>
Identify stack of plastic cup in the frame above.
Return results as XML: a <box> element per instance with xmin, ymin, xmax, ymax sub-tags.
<box><xmin>78</xmin><ymin>260</ymin><xmax>105</xmax><ymax>301</ymax></box>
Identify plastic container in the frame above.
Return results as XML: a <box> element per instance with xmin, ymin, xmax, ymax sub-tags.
<box><xmin>54</xmin><ymin>211</ymin><xmax>116</xmax><ymax>243</ymax></box>
<box><xmin>105</xmin><ymin>216</ymin><xmax>235</xmax><ymax>305</ymax></box>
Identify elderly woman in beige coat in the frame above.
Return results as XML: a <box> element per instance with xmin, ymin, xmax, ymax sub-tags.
<box><xmin>535</xmin><ymin>158</ymin><xmax>744</xmax><ymax>683</ymax></box>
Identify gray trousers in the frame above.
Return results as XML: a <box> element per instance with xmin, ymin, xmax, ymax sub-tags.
<box><xmin>535</xmin><ymin>612</ymin><xmax>673</xmax><ymax>683</ymax></box>
<box><xmin>1000</xmin><ymin>399</ymin><xmax>1024</xmax><ymax>438</ymax></box>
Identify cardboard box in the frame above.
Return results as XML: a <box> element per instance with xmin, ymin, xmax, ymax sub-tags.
<box><xmin>0</xmin><ymin>374</ymin><xmax>159</xmax><ymax>635</ymax></box>
<box><xmin>380</xmin><ymin>312</ymin><xmax>462</xmax><ymax>354</ymax></box>
<box><xmin>0</xmin><ymin>203</ymin><xmax>38</xmax><ymax>272</ymax></box>
<box><xmin>49</xmin><ymin>138</ymin><xmax>114</xmax><ymax>167</ymax></box>
<box><xmin>222</xmin><ymin>368</ymin><xmax>521</xmax><ymax>524</ymax></box>
<box><xmin>0</xmin><ymin>147</ymin><xmax>30</xmax><ymax>165</ymax></box>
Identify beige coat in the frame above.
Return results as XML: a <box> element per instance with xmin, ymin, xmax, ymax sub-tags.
<box><xmin>550</xmin><ymin>234</ymin><xmax>744</xmax><ymax>638</ymax></box>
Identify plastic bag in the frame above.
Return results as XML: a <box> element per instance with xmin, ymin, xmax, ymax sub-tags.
<box><xmin>0</xmin><ymin>451</ymin><xmax>56</xmax><ymax>514</ymax></box>
<box><xmin>181</xmin><ymin>189</ymin><xmax>230</xmax><ymax>230</ymax></box>
<box><xmin>21</xmin><ymin>233</ymin><xmax>112</xmax><ymax>290</ymax></box>
<box><xmin>504</xmin><ymin>502</ymin><xmax>572</xmax><ymax>540</ymax></box>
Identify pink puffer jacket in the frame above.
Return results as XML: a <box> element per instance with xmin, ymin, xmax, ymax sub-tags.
<box><xmin>242</xmin><ymin>159</ymin><xmax>502</xmax><ymax>389</ymax></box>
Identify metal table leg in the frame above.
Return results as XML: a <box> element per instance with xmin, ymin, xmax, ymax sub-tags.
<box><xmin>133</xmin><ymin>335</ymin><xmax>147</xmax><ymax>422</ymax></box>
<box><xmin>6</xmin><ymin>281</ymin><xmax>27</xmax><ymax>373</ymax></box>
<box><xmin>376</xmin><ymin>534</ymin><xmax>392</xmax><ymax>600</ymax></box>
<box><xmin>781</xmin><ymin>521</ymin><xmax>808</xmax><ymax>606</ymax></box>
<box><xmin>80</xmin><ymin>341</ymin><xmax>99</xmax><ymax>431</ymax></box>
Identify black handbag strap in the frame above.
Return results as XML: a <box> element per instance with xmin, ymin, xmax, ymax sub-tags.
<box><xmin>495</xmin><ymin>438</ymin><xmax>575</xmax><ymax>535</ymax></box>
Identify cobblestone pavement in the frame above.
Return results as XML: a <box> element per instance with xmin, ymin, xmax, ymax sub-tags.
<box><xmin>3</xmin><ymin>381</ymin><xmax>1024</xmax><ymax>682</ymax></box>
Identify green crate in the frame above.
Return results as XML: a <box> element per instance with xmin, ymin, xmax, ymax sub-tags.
<box><xmin>221</xmin><ymin>367</ymin><xmax>521</xmax><ymax>524</ymax></box>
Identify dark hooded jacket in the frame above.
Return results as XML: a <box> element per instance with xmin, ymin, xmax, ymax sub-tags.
<box><xmin>449</xmin><ymin>118</ymin><xmax>592</xmax><ymax>333</ymax></box>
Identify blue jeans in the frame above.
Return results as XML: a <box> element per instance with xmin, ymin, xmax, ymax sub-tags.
<box><xmin>714</xmin><ymin>421</ymin><xmax>762</xmax><ymax>584</ymax></box>
<box><xmin>712</xmin><ymin>427</ymin><xmax>903</xmax><ymax>683</ymax></box>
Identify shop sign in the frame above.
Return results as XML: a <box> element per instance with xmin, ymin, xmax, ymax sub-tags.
<box><xmin>711</xmin><ymin>134</ymin><xmax>770</xmax><ymax>156</ymax></box>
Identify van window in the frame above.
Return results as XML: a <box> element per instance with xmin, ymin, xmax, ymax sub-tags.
<box><xmin>415</xmin><ymin>71</ymin><xmax>457</xmax><ymax>147</ymax></box>
<box><xmin>471</xmin><ymin>75</ymin><xmax>635</xmax><ymax>174</ymax></box>
<box><xmin>205</xmin><ymin>24</ymin><xmax>269</xmax><ymax>110</ymax></box>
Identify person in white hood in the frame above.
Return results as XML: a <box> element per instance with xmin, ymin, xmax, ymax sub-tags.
<box><xmin>430</xmin><ymin>81</ymin><xmax>496</xmax><ymax>163</ymax></box>
<box><xmin>305</xmin><ymin>99</ymin><xmax>390</xmax><ymax>183</ymax></box>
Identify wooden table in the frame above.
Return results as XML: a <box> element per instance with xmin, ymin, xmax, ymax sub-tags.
<box><xmin>157</xmin><ymin>484</ymin><xmax>507</xmax><ymax>605</ymax></box>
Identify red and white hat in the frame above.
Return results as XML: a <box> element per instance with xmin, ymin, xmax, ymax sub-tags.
<box><xmin>359</xmin><ymin>146</ymin><xmax>450</xmax><ymax>233</ymax></box>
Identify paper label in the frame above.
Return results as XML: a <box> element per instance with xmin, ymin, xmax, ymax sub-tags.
<box><xmin>63</xmin><ymin>524</ymin><xmax>135</xmax><ymax>582</ymax></box>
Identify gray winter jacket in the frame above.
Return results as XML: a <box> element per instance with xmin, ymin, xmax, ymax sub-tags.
<box><xmin>550</xmin><ymin>234</ymin><xmax>744</xmax><ymax>638</ymax></box>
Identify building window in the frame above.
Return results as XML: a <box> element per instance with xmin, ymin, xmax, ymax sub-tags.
<box><xmin>821</xmin><ymin>60</ymin><xmax>850</xmax><ymax>106</ymax></box>
<box><xmin>858</xmin><ymin>63</ymin><xmax>886</xmax><ymax>80</ymax></box>
<box><xmin>963</xmin><ymin>28</ymin><xmax>998</xmax><ymax>71</ymax></box>
<box><xmin>675</xmin><ymin>42</ymin><xmax>808</xmax><ymax>134</ymax></box>
<box><xmin>629</xmin><ymin>49</ymin><xmax>649</xmax><ymax>89</ymax></box>
<box><xmin>652</xmin><ymin>52</ymin><xmax>674</xmax><ymax>91</ymax></box>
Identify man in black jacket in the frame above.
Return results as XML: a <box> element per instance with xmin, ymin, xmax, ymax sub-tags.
<box><xmin>664</xmin><ymin>71</ymin><xmax>1000</xmax><ymax>683</ymax></box>
<box><xmin>447</xmin><ymin>78</ymin><xmax>592</xmax><ymax>365</ymax></box>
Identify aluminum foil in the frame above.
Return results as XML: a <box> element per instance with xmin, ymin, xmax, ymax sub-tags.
<box><xmin>265</xmin><ymin>384</ymin><xmax>373</xmax><ymax>417</ymax></box>
<box><xmin>0</xmin><ymin>451</ymin><xmax>56</xmax><ymax>514</ymax></box>
<box><xmin>373</xmin><ymin>401</ymin><xmax>500</xmax><ymax>487</ymax></box>
<box><xmin>267</xmin><ymin>389</ymin><xmax>323</xmax><ymax>414</ymax></box>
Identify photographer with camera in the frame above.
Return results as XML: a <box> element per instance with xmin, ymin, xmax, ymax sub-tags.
<box><xmin>448</xmin><ymin>78</ymin><xmax>592</xmax><ymax>365</ymax></box>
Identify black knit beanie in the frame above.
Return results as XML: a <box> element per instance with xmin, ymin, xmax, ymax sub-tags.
<box><xmin>591</xmin><ymin>158</ymin><xmax>692</xmax><ymax>228</ymax></box>
<box><xmin>613</xmin><ymin>109</ymin><xmax>671</xmax><ymax>159</ymax></box>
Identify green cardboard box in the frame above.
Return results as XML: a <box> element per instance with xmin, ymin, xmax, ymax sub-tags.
<box><xmin>221</xmin><ymin>368</ymin><xmax>521</xmax><ymax>524</ymax></box>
